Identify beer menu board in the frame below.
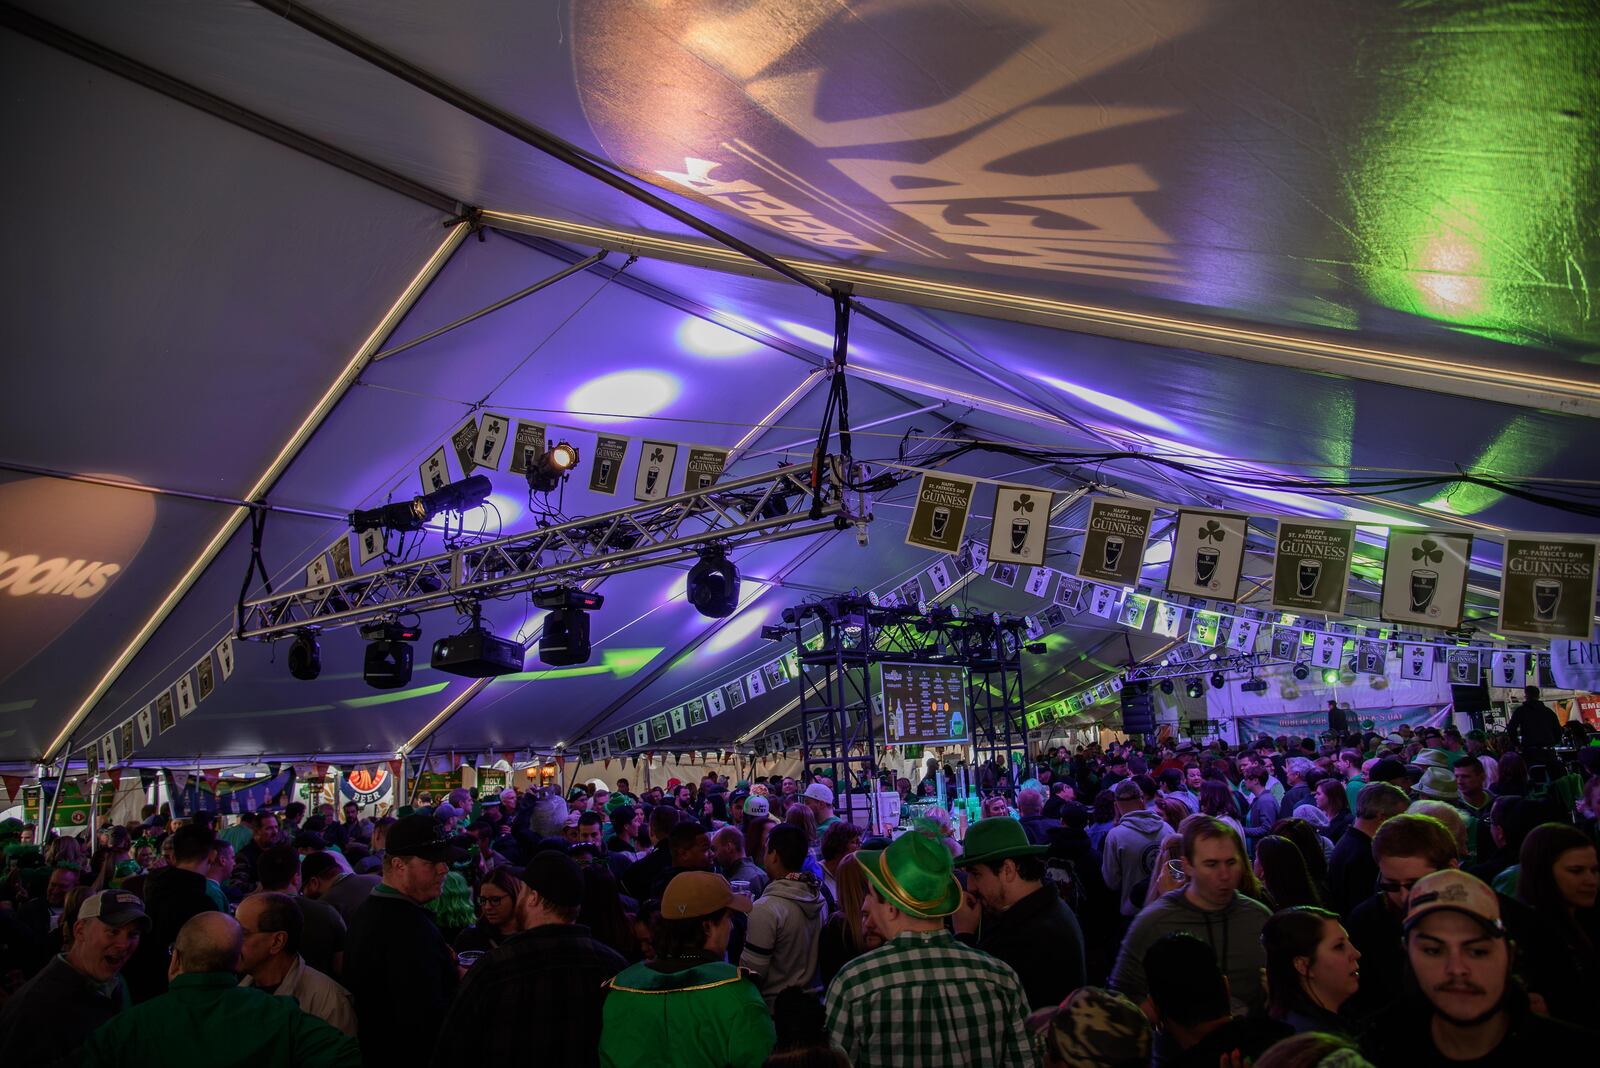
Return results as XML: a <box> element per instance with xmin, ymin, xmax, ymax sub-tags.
<box><xmin>879</xmin><ymin>662</ymin><xmax>970</xmax><ymax>745</ymax></box>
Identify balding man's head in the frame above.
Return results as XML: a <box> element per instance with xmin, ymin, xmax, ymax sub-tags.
<box><xmin>171</xmin><ymin>912</ymin><xmax>242</xmax><ymax>977</ymax></box>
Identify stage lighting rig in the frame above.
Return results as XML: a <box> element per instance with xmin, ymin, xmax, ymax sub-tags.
<box><xmin>761</xmin><ymin>625</ymin><xmax>789</xmax><ymax>642</ymax></box>
<box><xmin>1210</xmin><ymin>671</ymin><xmax>1226</xmax><ymax>689</ymax></box>
<box><xmin>1159</xmin><ymin>680</ymin><xmax>1175</xmax><ymax>695</ymax></box>
<box><xmin>528</xmin><ymin>440</ymin><xmax>580</xmax><ymax>494</ymax></box>
<box><xmin>534</xmin><ymin>587</ymin><xmax>604</xmax><ymax>666</ymax></box>
<box><xmin>1185</xmin><ymin>678</ymin><xmax>1205</xmax><ymax>700</ymax></box>
<box><xmin>687</xmin><ymin>548</ymin><xmax>740</xmax><ymax>618</ymax></box>
<box><xmin>287</xmin><ymin>630</ymin><xmax>321</xmax><ymax>681</ymax></box>
<box><xmin>350</xmin><ymin>475</ymin><xmax>493</xmax><ymax>534</ymax></box>
<box><xmin>1322</xmin><ymin>667</ymin><xmax>1341</xmax><ymax>685</ymax></box>
<box><xmin>1293</xmin><ymin>664</ymin><xmax>1310</xmax><ymax>681</ymax></box>
<box><xmin>1240</xmin><ymin>676</ymin><xmax>1268</xmax><ymax>694</ymax></box>
<box><xmin>360</xmin><ymin>619</ymin><xmax>420</xmax><ymax>689</ymax></box>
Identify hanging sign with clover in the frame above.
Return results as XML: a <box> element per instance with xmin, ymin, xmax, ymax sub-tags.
<box><xmin>634</xmin><ymin>440</ymin><xmax>679</xmax><ymax>502</ymax></box>
<box><xmin>988</xmin><ymin>483</ymin><xmax>1057</xmax><ymax>566</ymax></box>
<box><xmin>1167</xmin><ymin>509</ymin><xmax>1252</xmax><ymax>601</ymax></box>
<box><xmin>1379</xmin><ymin>529</ymin><xmax>1474</xmax><ymax>629</ymax></box>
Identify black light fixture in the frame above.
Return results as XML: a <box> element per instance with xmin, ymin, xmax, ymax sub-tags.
<box><xmin>534</xmin><ymin>587</ymin><xmax>604</xmax><ymax>666</ymax></box>
<box><xmin>761</xmin><ymin>625</ymin><xmax>788</xmax><ymax>642</ymax></box>
<box><xmin>1210</xmin><ymin>671</ymin><xmax>1226</xmax><ymax>689</ymax></box>
<box><xmin>287</xmin><ymin>630</ymin><xmax>321</xmax><ymax>681</ymax></box>
<box><xmin>1159</xmin><ymin>680</ymin><xmax>1175</xmax><ymax>695</ymax></box>
<box><xmin>1185</xmin><ymin>678</ymin><xmax>1205</xmax><ymax>700</ymax></box>
<box><xmin>528</xmin><ymin>440</ymin><xmax>580</xmax><ymax>493</ymax></box>
<box><xmin>360</xmin><ymin>620</ymin><xmax>420</xmax><ymax>689</ymax></box>
<box><xmin>349</xmin><ymin>475</ymin><xmax>492</xmax><ymax>533</ymax></box>
<box><xmin>687</xmin><ymin>547</ymin><xmax>740</xmax><ymax>618</ymax></box>
<box><xmin>1293</xmin><ymin>663</ymin><xmax>1310</xmax><ymax>681</ymax></box>
<box><xmin>1240</xmin><ymin>676</ymin><xmax>1268</xmax><ymax>694</ymax></box>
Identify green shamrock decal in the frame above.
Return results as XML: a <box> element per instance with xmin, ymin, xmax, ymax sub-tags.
<box><xmin>1411</xmin><ymin>538</ymin><xmax>1444</xmax><ymax>564</ymax></box>
<box><xmin>1198</xmin><ymin>519</ymin><xmax>1226</xmax><ymax>543</ymax></box>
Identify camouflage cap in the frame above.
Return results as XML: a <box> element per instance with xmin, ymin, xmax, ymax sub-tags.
<box><xmin>1029</xmin><ymin>986</ymin><xmax>1151</xmax><ymax>1067</ymax></box>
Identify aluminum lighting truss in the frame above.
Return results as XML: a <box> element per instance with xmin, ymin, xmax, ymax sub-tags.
<box><xmin>239</xmin><ymin>460</ymin><xmax>861</xmax><ymax>640</ymax></box>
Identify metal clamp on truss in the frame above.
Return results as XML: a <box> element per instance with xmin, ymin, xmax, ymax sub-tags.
<box><xmin>238</xmin><ymin>459</ymin><xmax>864</xmax><ymax>640</ymax></box>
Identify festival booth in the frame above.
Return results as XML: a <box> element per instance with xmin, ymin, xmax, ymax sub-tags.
<box><xmin>1</xmin><ymin>2</ymin><xmax>1597</xmax><ymax>820</ymax></box>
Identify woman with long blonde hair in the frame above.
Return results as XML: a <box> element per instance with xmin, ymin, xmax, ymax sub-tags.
<box><xmin>816</xmin><ymin>852</ymin><xmax>883</xmax><ymax>983</ymax></box>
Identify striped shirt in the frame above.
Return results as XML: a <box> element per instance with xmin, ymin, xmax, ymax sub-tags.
<box><xmin>824</xmin><ymin>929</ymin><xmax>1033</xmax><ymax>1068</ymax></box>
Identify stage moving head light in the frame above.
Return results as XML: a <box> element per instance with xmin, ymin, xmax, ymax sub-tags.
<box><xmin>287</xmin><ymin>630</ymin><xmax>321</xmax><ymax>681</ymax></box>
<box><xmin>350</xmin><ymin>475</ymin><xmax>493</xmax><ymax>533</ymax></box>
<box><xmin>687</xmin><ymin>548</ymin><xmax>740</xmax><ymax>618</ymax></box>
<box><xmin>1240</xmin><ymin>677</ymin><xmax>1268</xmax><ymax>694</ymax></box>
<box><xmin>361</xmin><ymin>619</ymin><xmax>421</xmax><ymax>689</ymax></box>
<box><xmin>1293</xmin><ymin>663</ymin><xmax>1310</xmax><ymax>681</ymax></box>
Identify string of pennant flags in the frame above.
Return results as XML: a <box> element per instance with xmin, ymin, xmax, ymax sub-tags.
<box><xmin>86</xmin><ymin>427</ymin><xmax>1598</xmax><ymax>775</ymax></box>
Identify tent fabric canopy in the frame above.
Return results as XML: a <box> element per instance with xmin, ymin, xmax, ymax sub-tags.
<box><xmin>3</xmin><ymin>1</ymin><xmax>1596</xmax><ymax>768</ymax></box>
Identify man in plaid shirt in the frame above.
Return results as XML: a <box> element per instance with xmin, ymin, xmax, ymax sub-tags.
<box><xmin>824</xmin><ymin>831</ymin><xmax>1033</xmax><ymax>1067</ymax></box>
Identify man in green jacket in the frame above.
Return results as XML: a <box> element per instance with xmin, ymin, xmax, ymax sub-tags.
<box><xmin>600</xmin><ymin>871</ymin><xmax>773</xmax><ymax>1068</ymax></box>
<box><xmin>81</xmin><ymin>912</ymin><xmax>358</xmax><ymax>1068</ymax></box>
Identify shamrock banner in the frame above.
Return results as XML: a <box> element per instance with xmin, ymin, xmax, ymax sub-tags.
<box><xmin>1168</xmin><ymin>509</ymin><xmax>1250</xmax><ymax>601</ymax></box>
<box><xmin>635</xmin><ymin>441</ymin><xmax>679</xmax><ymax>502</ymax></box>
<box><xmin>989</xmin><ymin>484</ymin><xmax>1053</xmax><ymax>565</ymax></box>
<box><xmin>1381</xmin><ymin>531</ymin><xmax>1472</xmax><ymax>629</ymax></box>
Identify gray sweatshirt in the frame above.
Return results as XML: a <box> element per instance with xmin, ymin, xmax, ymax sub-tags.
<box><xmin>1100</xmin><ymin>809</ymin><xmax>1175</xmax><ymax>916</ymax></box>
<box><xmin>739</xmin><ymin>873</ymin><xmax>825</xmax><ymax>1007</ymax></box>
<box><xmin>1108</xmin><ymin>888</ymin><xmax>1272</xmax><ymax>1013</ymax></box>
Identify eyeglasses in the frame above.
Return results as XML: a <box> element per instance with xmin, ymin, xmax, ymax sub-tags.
<box><xmin>1377</xmin><ymin>878</ymin><xmax>1423</xmax><ymax>894</ymax></box>
<box><xmin>478</xmin><ymin>894</ymin><xmax>510</xmax><ymax>907</ymax></box>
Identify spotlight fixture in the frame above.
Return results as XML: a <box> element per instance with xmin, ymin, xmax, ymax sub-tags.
<box><xmin>360</xmin><ymin>619</ymin><xmax>420</xmax><ymax>689</ymax></box>
<box><xmin>533</xmin><ymin>587</ymin><xmax>605</xmax><ymax>666</ymax></box>
<box><xmin>1159</xmin><ymin>680</ymin><xmax>1175</xmax><ymax>695</ymax></box>
<box><xmin>1322</xmin><ymin>667</ymin><xmax>1341</xmax><ymax>685</ymax></box>
<box><xmin>1293</xmin><ymin>664</ymin><xmax>1310</xmax><ymax>681</ymax></box>
<box><xmin>527</xmin><ymin>440</ymin><xmax>580</xmax><ymax>493</ymax></box>
<box><xmin>1185</xmin><ymin>679</ymin><xmax>1205</xmax><ymax>700</ymax></box>
<box><xmin>350</xmin><ymin>474</ymin><xmax>492</xmax><ymax>533</ymax></box>
<box><xmin>1024</xmin><ymin>642</ymin><xmax>1047</xmax><ymax>654</ymax></box>
<box><xmin>1210</xmin><ymin>671</ymin><xmax>1226</xmax><ymax>689</ymax></box>
<box><xmin>1240</xmin><ymin>676</ymin><xmax>1268</xmax><ymax>694</ymax></box>
<box><xmin>761</xmin><ymin>625</ymin><xmax>788</xmax><ymax>642</ymax></box>
<box><xmin>687</xmin><ymin>548</ymin><xmax>740</xmax><ymax>618</ymax></box>
<box><xmin>287</xmin><ymin>630</ymin><xmax>321</xmax><ymax>681</ymax></box>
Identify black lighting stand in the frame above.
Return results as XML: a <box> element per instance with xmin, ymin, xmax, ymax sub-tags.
<box><xmin>959</xmin><ymin>617</ymin><xmax>1030</xmax><ymax>788</ymax></box>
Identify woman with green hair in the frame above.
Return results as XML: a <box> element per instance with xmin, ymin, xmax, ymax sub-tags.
<box><xmin>426</xmin><ymin>870</ymin><xmax>477</xmax><ymax>943</ymax></box>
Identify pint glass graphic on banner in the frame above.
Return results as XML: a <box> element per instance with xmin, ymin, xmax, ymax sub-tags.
<box><xmin>697</xmin><ymin>473</ymin><xmax>713</xmax><ymax>490</ymax></box>
<box><xmin>1011</xmin><ymin>518</ymin><xmax>1030</xmax><ymax>553</ymax></box>
<box><xmin>1500</xmin><ymin>657</ymin><xmax>1518</xmax><ymax>685</ymax></box>
<box><xmin>645</xmin><ymin>465</ymin><xmax>660</xmax><ymax>494</ymax></box>
<box><xmin>1410</xmin><ymin>568</ymin><xmax>1438</xmax><ymax>613</ymax></box>
<box><xmin>598</xmin><ymin>458</ymin><xmax>613</xmax><ymax>484</ymax></box>
<box><xmin>1297</xmin><ymin>559</ymin><xmax>1322</xmax><ymax>598</ymax></box>
<box><xmin>1103</xmin><ymin>536</ymin><xmax>1125</xmax><ymax>571</ymax></box>
<box><xmin>1196</xmin><ymin>546</ymin><xmax>1220</xmax><ymax>587</ymax></box>
<box><xmin>930</xmin><ymin>506</ymin><xmax>952</xmax><ymax>543</ymax></box>
<box><xmin>1408</xmin><ymin>645</ymin><xmax>1428</xmax><ymax>677</ymax></box>
<box><xmin>1533</xmin><ymin>579</ymin><xmax>1561</xmax><ymax>623</ymax></box>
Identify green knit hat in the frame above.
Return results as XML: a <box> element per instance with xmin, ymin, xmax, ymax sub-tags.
<box><xmin>856</xmin><ymin>830</ymin><xmax>962</xmax><ymax>919</ymax></box>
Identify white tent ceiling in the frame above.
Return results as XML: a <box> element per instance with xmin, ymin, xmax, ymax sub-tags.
<box><xmin>2</xmin><ymin>1</ymin><xmax>1596</xmax><ymax>768</ymax></box>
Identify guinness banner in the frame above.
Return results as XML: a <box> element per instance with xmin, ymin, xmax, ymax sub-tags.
<box><xmin>1380</xmin><ymin>531</ymin><xmax>1472</xmax><ymax>629</ymax></box>
<box><xmin>905</xmin><ymin>473</ymin><xmax>977</xmax><ymax>553</ymax></box>
<box><xmin>1499</xmin><ymin>536</ymin><xmax>1598</xmax><ymax>640</ymax></box>
<box><xmin>590</xmin><ymin>435</ymin><xmax>628</xmax><ymax>495</ymax></box>
<box><xmin>1270</xmin><ymin>519</ymin><xmax>1356</xmax><ymax>615</ymax></box>
<box><xmin>1167</xmin><ymin>509</ymin><xmax>1249</xmax><ymax>601</ymax></box>
<box><xmin>1076</xmin><ymin>498</ymin><xmax>1155</xmax><ymax>586</ymax></box>
<box><xmin>682</xmin><ymin>446</ymin><xmax>729</xmax><ymax>493</ymax></box>
<box><xmin>988</xmin><ymin>484</ymin><xmax>1054</xmax><ymax>565</ymax></box>
<box><xmin>507</xmin><ymin>421</ymin><xmax>547</xmax><ymax>475</ymax></box>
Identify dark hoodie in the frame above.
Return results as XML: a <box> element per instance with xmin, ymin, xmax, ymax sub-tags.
<box><xmin>738</xmin><ymin>872</ymin><xmax>824</xmax><ymax>1007</ymax></box>
<box><xmin>123</xmin><ymin>866</ymin><xmax>218</xmax><ymax>1002</ymax></box>
<box><xmin>1100</xmin><ymin>809</ymin><xmax>1174</xmax><ymax>916</ymax></box>
<box><xmin>1108</xmin><ymin>888</ymin><xmax>1271</xmax><ymax>1014</ymax></box>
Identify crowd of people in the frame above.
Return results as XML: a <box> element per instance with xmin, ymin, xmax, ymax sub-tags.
<box><xmin>0</xmin><ymin>687</ymin><xmax>1596</xmax><ymax>1066</ymax></box>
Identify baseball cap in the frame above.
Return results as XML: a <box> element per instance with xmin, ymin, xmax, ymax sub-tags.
<box><xmin>384</xmin><ymin>813</ymin><xmax>469</xmax><ymax>862</ymax></box>
<box><xmin>802</xmin><ymin>783</ymin><xmax>834</xmax><ymax>806</ymax></box>
<box><xmin>660</xmin><ymin>871</ymin><xmax>753</xmax><ymax>920</ymax></box>
<box><xmin>742</xmin><ymin>794</ymin><xmax>771</xmax><ymax>820</ymax></box>
<box><xmin>519</xmin><ymin>851</ymin><xmax>584</xmax><ymax>909</ymax></box>
<box><xmin>1112</xmin><ymin>779</ymin><xmax>1142</xmax><ymax>801</ymax></box>
<box><xmin>1404</xmin><ymin>869</ymin><xmax>1503</xmax><ymax>937</ymax></box>
<box><xmin>1029</xmin><ymin>987</ymin><xmax>1150</xmax><ymax>1068</ymax></box>
<box><xmin>80</xmin><ymin>889</ymin><xmax>151</xmax><ymax>932</ymax></box>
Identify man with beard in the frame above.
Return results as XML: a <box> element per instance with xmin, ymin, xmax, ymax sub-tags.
<box><xmin>1362</xmin><ymin>870</ymin><xmax>1585</xmax><ymax>1063</ymax></box>
<box><xmin>953</xmin><ymin>818</ymin><xmax>1085</xmax><ymax>1009</ymax></box>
